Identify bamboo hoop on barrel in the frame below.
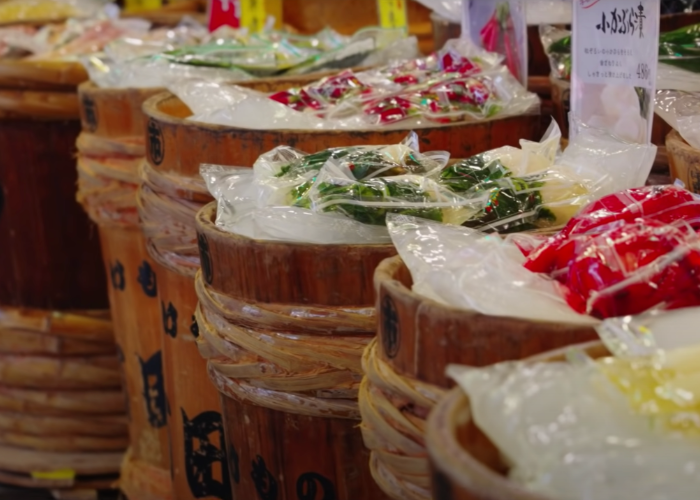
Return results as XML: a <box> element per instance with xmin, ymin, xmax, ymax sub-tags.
<box><xmin>194</xmin><ymin>202</ymin><xmax>396</xmax><ymax>500</ymax></box>
<box><xmin>0</xmin><ymin>386</ymin><xmax>125</xmax><ymax>416</ymax></box>
<box><xmin>0</xmin><ymin>411</ymin><xmax>126</xmax><ymax>437</ymax></box>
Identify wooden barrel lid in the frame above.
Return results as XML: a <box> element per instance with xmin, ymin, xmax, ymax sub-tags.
<box><xmin>0</xmin><ymin>411</ymin><xmax>126</xmax><ymax>437</ymax></box>
<box><xmin>195</xmin><ymin>202</ymin><xmax>396</xmax><ymax>306</ymax></box>
<box><xmin>0</xmin><ymin>60</ymin><xmax>86</xmax><ymax>90</ymax></box>
<box><xmin>425</xmin><ymin>342</ymin><xmax>607</xmax><ymax>500</ymax></box>
<box><xmin>142</xmin><ymin>91</ymin><xmax>541</xmax><ymax>177</ymax></box>
<box><xmin>374</xmin><ymin>255</ymin><xmax>598</xmax><ymax>388</ymax></box>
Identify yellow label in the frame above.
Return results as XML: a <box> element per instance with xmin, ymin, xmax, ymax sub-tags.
<box><xmin>240</xmin><ymin>0</ymin><xmax>267</xmax><ymax>32</ymax></box>
<box><xmin>377</xmin><ymin>0</ymin><xmax>408</xmax><ymax>30</ymax></box>
<box><xmin>31</xmin><ymin>469</ymin><xmax>76</xmax><ymax>481</ymax></box>
<box><xmin>124</xmin><ymin>0</ymin><xmax>163</xmax><ymax>12</ymax></box>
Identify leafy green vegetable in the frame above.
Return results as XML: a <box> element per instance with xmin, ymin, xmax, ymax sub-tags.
<box><xmin>659</xmin><ymin>23</ymin><xmax>700</xmax><ymax>46</ymax></box>
<box><xmin>548</xmin><ymin>36</ymin><xmax>571</xmax><ymax>54</ymax></box>
<box><xmin>295</xmin><ymin>178</ymin><xmax>443</xmax><ymax>225</ymax></box>
<box><xmin>439</xmin><ymin>154</ymin><xmax>510</xmax><ymax>192</ymax></box>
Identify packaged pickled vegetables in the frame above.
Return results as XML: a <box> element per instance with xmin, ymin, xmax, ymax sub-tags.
<box><xmin>202</xmin><ymin>116</ymin><xmax>654</xmax><ymax>248</ymax></box>
<box><xmin>83</xmin><ymin>26</ymin><xmax>417</xmax><ymax>89</ymax></box>
<box><xmin>523</xmin><ymin>185</ymin><xmax>700</xmax><ymax>318</ymax></box>
<box><xmin>448</xmin><ymin>307</ymin><xmax>700</xmax><ymax>499</ymax></box>
<box><xmin>172</xmin><ymin>38</ymin><xmax>539</xmax><ymax>130</ymax></box>
<box><xmin>0</xmin><ymin>0</ymin><xmax>106</xmax><ymax>24</ymax></box>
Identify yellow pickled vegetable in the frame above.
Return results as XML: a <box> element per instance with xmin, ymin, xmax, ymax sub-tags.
<box><xmin>0</xmin><ymin>1</ymin><xmax>84</xmax><ymax>24</ymax></box>
<box><xmin>598</xmin><ymin>344</ymin><xmax>700</xmax><ymax>435</ymax></box>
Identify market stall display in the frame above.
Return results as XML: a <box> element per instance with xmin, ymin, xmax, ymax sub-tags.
<box><xmin>427</xmin><ymin>308</ymin><xmax>700</xmax><ymax>500</ymax></box>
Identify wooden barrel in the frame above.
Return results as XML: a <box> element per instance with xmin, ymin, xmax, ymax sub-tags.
<box><xmin>667</xmin><ymin>129</ymin><xmax>700</xmax><ymax>193</ymax></box>
<box><xmin>0</xmin><ymin>306</ymin><xmax>126</xmax><ymax>489</ymax></box>
<box><xmin>0</xmin><ymin>63</ymin><xmax>105</xmax><ymax>310</ymax></box>
<box><xmin>142</xmin><ymin>88</ymin><xmax>539</xmax><ymax>500</ymax></box>
<box><xmin>136</xmin><ymin>72</ymin><xmax>390</xmax><ymax>500</ymax></box>
<box><xmin>359</xmin><ymin>256</ymin><xmax>597</xmax><ymax>500</ymax></box>
<box><xmin>143</xmin><ymin>91</ymin><xmax>540</xmax><ymax>178</ymax></box>
<box><xmin>425</xmin><ymin>342</ymin><xmax>608</xmax><ymax>500</ymax></box>
<box><xmin>76</xmin><ymin>82</ymin><xmax>173</xmax><ymax>500</ymax></box>
<box><xmin>195</xmin><ymin>202</ymin><xmax>396</xmax><ymax>500</ymax></box>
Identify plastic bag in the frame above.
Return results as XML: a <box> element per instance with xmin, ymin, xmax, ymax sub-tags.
<box><xmin>447</xmin><ymin>348</ymin><xmax>700</xmax><ymax>500</ymax></box>
<box><xmin>414</xmin><ymin>0</ymin><xmax>462</xmax><ymax>23</ymax></box>
<box><xmin>27</xmin><ymin>18</ymin><xmax>151</xmax><ymax>61</ymax></box>
<box><xmin>87</xmin><ymin>26</ymin><xmax>416</xmax><ymax>89</ymax></box>
<box><xmin>655</xmin><ymin>90</ymin><xmax>700</xmax><ymax>149</ymax></box>
<box><xmin>466</xmin><ymin>0</ymin><xmax>527</xmax><ymax>85</ymax></box>
<box><xmin>597</xmin><ymin>307</ymin><xmax>700</xmax><ymax>435</ymax></box>
<box><xmin>385</xmin><ymin>213</ymin><xmax>597</xmax><ymax>324</ymax></box>
<box><xmin>0</xmin><ymin>0</ymin><xmax>107</xmax><ymax>24</ymax></box>
<box><xmin>539</xmin><ymin>24</ymin><xmax>570</xmax><ymax>81</ymax></box>
<box><xmin>201</xmin><ymin>133</ymin><xmax>453</xmax><ymax>244</ymax></box>
<box><xmin>174</xmin><ymin>38</ymin><xmax>539</xmax><ymax>130</ymax></box>
<box><xmin>524</xmin><ymin>186</ymin><xmax>700</xmax><ymax>319</ymax></box>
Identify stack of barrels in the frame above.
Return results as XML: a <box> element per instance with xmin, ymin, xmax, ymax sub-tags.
<box><xmin>0</xmin><ymin>55</ymin><xmax>126</xmax><ymax>494</ymax></box>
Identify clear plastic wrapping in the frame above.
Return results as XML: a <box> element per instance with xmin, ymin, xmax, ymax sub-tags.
<box><xmin>466</xmin><ymin>0</ymin><xmax>527</xmax><ymax>85</ymax></box>
<box><xmin>655</xmin><ymin>90</ymin><xmax>700</xmax><ymax>149</ymax></box>
<box><xmin>0</xmin><ymin>0</ymin><xmax>108</xmax><ymax>24</ymax></box>
<box><xmin>85</xmin><ymin>26</ymin><xmax>417</xmax><ymax>89</ymax></box>
<box><xmin>203</xmin><ymin>121</ymin><xmax>655</xmax><ymax>245</ymax></box>
<box><xmin>173</xmin><ymin>38</ymin><xmax>539</xmax><ymax>130</ymax></box>
<box><xmin>523</xmin><ymin>185</ymin><xmax>700</xmax><ymax>319</ymax></box>
<box><xmin>448</xmin><ymin>306</ymin><xmax>700</xmax><ymax>499</ymax></box>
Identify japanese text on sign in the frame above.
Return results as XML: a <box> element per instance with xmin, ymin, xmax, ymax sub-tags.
<box><xmin>574</xmin><ymin>0</ymin><xmax>658</xmax><ymax>88</ymax></box>
<box><xmin>377</xmin><ymin>0</ymin><xmax>408</xmax><ymax>30</ymax></box>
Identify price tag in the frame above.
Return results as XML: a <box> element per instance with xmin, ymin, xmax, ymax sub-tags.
<box><xmin>377</xmin><ymin>0</ymin><xmax>408</xmax><ymax>30</ymax></box>
<box><xmin>240</xmin><ymin>0</ymin><xmax>267</xmax><ymax>32</ymax></box>
<box><xmin>31</xmin><ymin>469</ymin><xmax>76</xmax><ymax>482</ymax></box>
<box><xmin>208</xmin><ymin>0</ymin><xmax>268</xmax><ymax>32</ymax></box>
<box><xmin>571</xmin><ymin>0</ymin><xmax>660</xmax><ymax>143</ymax></box>
<box><xmin>124</xmin><ymin>0</ymin><xmax>162</xmax><ymax>12</ymax></box>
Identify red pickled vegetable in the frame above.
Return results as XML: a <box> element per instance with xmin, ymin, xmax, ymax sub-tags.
<box><xmin>556</xmin><ymin>219</ymin><xmax>700</xmax><ymax>318</ymax></box>
<box><xmin>525</xmin><ymin>185</ymin><xmax>700</xmax><ymax>274</ymax></box>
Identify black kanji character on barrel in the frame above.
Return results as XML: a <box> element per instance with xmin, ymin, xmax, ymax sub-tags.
<box><xmin>182</xmin><ymin>410</ymin><xmax>232</xmax><ymax>500</ymax></box>
<box><xmin>137</xmin><ymin>260</ymin><xmax>158</xmax><ymax>297</ymax></box>
<box><xmin>110</xmin><ymin>260</ymin><xmax>125</xmax><ymax>291</ymax></box>
<box><xmin>161</xmin><ymin>301</ymin><xmax>178</xmax><ymax>338</ymax></box>
<box><xmin>381</xmin><ymin>295</ymin><xmax>400</xmax><ymax>359</ymax></box>
<box><xmin>296</xmin><ymin>473</ymin><xmax>336</xmax><ymax>500</ymax></box>
<box><xmin>251</xmin><ymin>456</ymin><xmax>278</xmax><ymax>500</ymax></box>
<box><xmin>148</xmin><ymin>118</ymin><xmax>164</xmax><ymax>165</ymax></box>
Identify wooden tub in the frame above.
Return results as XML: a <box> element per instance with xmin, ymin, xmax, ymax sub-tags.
<box><xmin>195</xmin><ymin>202</ymin><xmax>396</xmax><ymax>500</ymax></box>
<box><xmin>358</xmin><ymin>256</ymin><xmax>597</xmax><ymax>500</ymax></box>
<box><xmin>425</xmin><ymin>342</ymin><xmax>609</xmax><ymax>500</ymax></box>
<box><xmin>667</xmin><ymin>129</ymin><xmax>700</xmax><ymax>193</ymax></box>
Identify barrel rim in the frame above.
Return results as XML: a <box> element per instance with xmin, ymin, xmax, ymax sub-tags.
<box><xmin>143</xmin><ymin>90</ymin><xmax>540</xmax><ymax>135</ymax></box>
<box><xmin>426</xmin><ymin>340</ymin><xmax>606</xmax><ymax>499</ymax></box>
<box><xmin>196</xmin><ymin>201</ymin><xmax>395</xmax><ymax>251</ymax></box>
<box><xmin>376</xmin><ymin>254</ymin><xmax>596</xmax><ymax>330</ymax></box>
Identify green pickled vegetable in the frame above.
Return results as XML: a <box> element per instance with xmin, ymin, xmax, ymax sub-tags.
<box><xmin>659</xmin><ymin>23</ymin><xmax>700</xmax><ymax>46</ymax></box>
<box><xmin>295</xmin><ymin>178</ymin><xmax>443</xmax><ymax>225</ymax></box>
<box><xmin>439</xmin><ymin>154</ymin><xmax>510</xmax><ymax>192</ymax></box>
<box><xmin>548</xmin><ymin>36</ymin><xmax>571</xmax><ymax>54</ymax></box>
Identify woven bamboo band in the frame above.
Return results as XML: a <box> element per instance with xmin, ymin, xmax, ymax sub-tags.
<box><xmin>359</xmin><ymin>339</ymin><xmax>446</xmax><ymax>500</ymax></box>
<box><xmin>76</xmin><ymin>132</ymin><xmax>144</xmax><ymax>227</ymax></box>
<box><xmin>137</xmin><ymin>161</ymin><xmax>210</xmax><ymax>277</ymax></box>
<box><xmin>0</xmin><ymin>306</ymin><xmax>121</xmax><ymax>390</ymax></box>
<box><xmin>194</xmin><ymin>271</ymin><xmax>376</xmax><ymax>419</ymax></box>
<box><xmin>0</xmin><ymin>89</ymin><xmax>79</xmax><ymax>119</ymax></box>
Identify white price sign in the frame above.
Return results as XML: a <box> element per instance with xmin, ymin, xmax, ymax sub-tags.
<box><xmin>572</xmin><ymin>0</ymin><xmax>660</xmax><ymax>144</ymax></box>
